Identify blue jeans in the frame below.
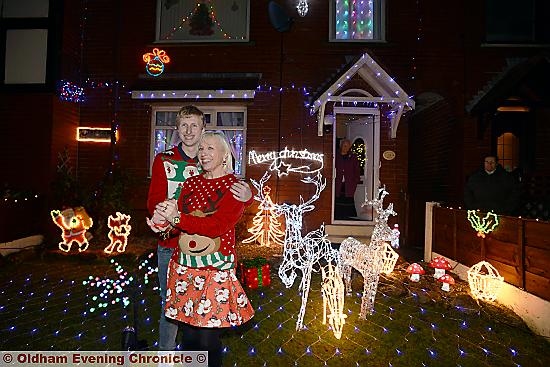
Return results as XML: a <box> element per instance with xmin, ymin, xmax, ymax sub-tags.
<box><xmin>157</xmin><ymin>245</ymin><xmax>178</xmax><ymax>351</ymax></box>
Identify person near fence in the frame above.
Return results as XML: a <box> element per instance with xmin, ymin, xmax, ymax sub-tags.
<box><xmin>464</xmin><ymin>155</ymin><xmax>520</xmax><ymax>215</ymax></box>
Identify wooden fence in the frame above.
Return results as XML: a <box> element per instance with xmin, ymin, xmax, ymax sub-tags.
<box><xmin>432</xmin><ymin>206</ymin><xmax>550</xmax><ymax>302</ymax></box>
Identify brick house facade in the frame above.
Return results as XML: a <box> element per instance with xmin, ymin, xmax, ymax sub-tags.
<box><xmin>1</xmin><ymin>0</ymin><xmax>548</xmax><ymax>247</ymax></box>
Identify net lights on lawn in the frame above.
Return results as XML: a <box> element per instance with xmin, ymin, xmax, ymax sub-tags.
<box><xmin>143</xmin><ymin>48</ymin><xmax>170</xmax><ymax>77</ymax></box>
<box><xmin>242</xmin><ymin>186</ymin><xmax>285</xmax><ymax>247</ymax></box>
<box><xmin>248</xmin><ymin>148</ymin><xmax>324</xmax><ymax>177</ymax></box>
<box><xmin>84</xmin><ymin>254</ymin><xmax>157</xmax><ymax>312</ymax></box>
<box><xmin>467</xmin><ymin>210</ymin><xmax>499</xmax><ymax>238</ymax></box>
<box><xmin>83</xmin><ymin>259</ymin><xmax>132</xmax><ymax>312</ymax></box>
<box><xmin>103</xmin><ymin>212</ymin><xmax>132</xmax><ymax>254</ymax></box>
<box><xmin>321</xmin><ymin>262</ymin><xmax>347</xmax><ymax>339</ymax></box>
<box><xmin>51</xmin><ymin>207</ymin><xmax>93</xmax><ymax>252</ymax></box>
<box><xmin>338</xmin><ymin>237</ymin><xmax>384</xmax><ymax>319</ymax></box>
<box><xmin>467</xmin><ymin>261</ymin><xmax>504</xmax><ymax>302</ymax></box>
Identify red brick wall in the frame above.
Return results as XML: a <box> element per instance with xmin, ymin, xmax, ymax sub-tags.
<box><xmin>6</xmin><ymin>0</ymin><xmax>549</xmax><ymax>245</ymax></box>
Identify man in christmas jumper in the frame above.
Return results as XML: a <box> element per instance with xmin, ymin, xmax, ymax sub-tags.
<box><xmin>147</xmin><ymin>105</ymin><xmax>252</xmax><ymax>351</ymax></box>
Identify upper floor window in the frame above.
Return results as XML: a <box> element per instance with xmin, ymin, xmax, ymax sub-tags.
<box><xmin>156</xmin><ymin>0</ymin><xmax>250</xmax><ymax>43</ymax></box>
<box><xmin>329</xmin><ymin>0</ymin><xmax>385</xmax><ymax>42</ymax></box>
<box><xmin>485</xmin><ymin>0</ymin><xmax>550</xmax><ymax>45</ymax></box>
<box><xmin>1</xmin><ymin>0</ymin><xmax>50</xmax><ymax>85</ymax></box>
<box><xmin>151</xmin><ymin>104</ymin><xmax>247</xmax><ymax>176</ymax></box>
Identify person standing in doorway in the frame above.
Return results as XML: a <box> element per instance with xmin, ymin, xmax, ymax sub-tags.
<box><xmin>335</xmin><ymin>138</ymin><xmax>360</xmax><ymax>220</ymax></box>
<box><xmin>147</xmin><ymin>105</ymin><xmax>252</xmax><ymax>351</ymax></box>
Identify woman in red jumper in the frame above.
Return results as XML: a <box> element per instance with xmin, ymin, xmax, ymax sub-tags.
<box><xmin>149</xmin><ymin>131</ymin><xmax>254</xmax><ymax>367</ymax></box>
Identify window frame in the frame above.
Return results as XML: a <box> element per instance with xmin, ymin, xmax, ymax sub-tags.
<box><xmin>0</xmin><ymin>0</ymin><xmax>59</xmax><ymax>90</ymax></box>
<box><xmin>497</xmin><ymin>132</ymin><xmax>520</xmax><ymax>172</ymax></box>
<box><xmin>483</xmin><ymin>0</ymin><xmax>550</xmax><ymax>46</ymax></box>
<box><xmin>149</xmin><ymin>103</ymin><xmax>248</xmax><ymax>178</ymax></box>
<box><xmin>155</xmin><ymin>0</ymin><xmax>250</xmax><ymax>44</ymax></box>
<box><xmin>329</xmin><ymin>0</ymin><xmax>386</xmax><ymax>43</ymax></box>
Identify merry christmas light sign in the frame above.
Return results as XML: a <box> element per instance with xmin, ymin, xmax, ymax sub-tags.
<box><xmin>248</xmin><ymin>148</ymin><xmax>324</xmax><ymax>176</ymax></box>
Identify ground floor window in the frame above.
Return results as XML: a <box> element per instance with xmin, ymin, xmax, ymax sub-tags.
<box><xmin>497</xmin><ymin>132</ymin><xmax>520</xmax><ymax>172</ymax></box>
<box><xmin>150</xmin><ymin>104</ymin><xmax>247</xmax><ymax>176</ymax></box>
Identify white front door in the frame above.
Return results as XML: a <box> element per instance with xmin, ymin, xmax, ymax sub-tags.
<box><xmin>332</xmin><ymin>107</ymin><xmax>380</xmax><ymax>224</ymax></box>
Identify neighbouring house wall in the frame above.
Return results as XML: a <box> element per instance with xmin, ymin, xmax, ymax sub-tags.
<box><xmin>408</xmin><ymin>98</ymin><xmax>457</xmax><ymax>247</ymax></box>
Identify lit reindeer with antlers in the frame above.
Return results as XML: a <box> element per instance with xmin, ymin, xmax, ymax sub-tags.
<box><xmin>251</xmin><ymin>171</ymin><xmax>338</xmax><ymax>330</ymax></box>
<box><xmin>338</xmin><ymin>187</ymin><xmax>397</xmax><ymax>319</ymax></box>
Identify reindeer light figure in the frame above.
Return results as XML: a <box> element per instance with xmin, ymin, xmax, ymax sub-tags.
<box><xmin>321</xmin><ymin>262</ymin><xmax>347</xmax><ymax>339</ymax></box>
<box><xmin>338</xmin><ymin>237</ymin><xmax>384</xmax><ymax>319</ymax></box>
<box><xmin>365</xmin><ymin>187</ymin><xmax>397</xmax><ymax>246</ymax></box>
<box><xmin>337</xmin><ymin>187</ymin><xmax>399</xmax><ymax>319</ymax></box>
<box><xmin>251</xmin><ymin>172</ymin><xmax>338</xmax><ymax>330</ymax></box>
<box><xmin>104</xmin><ymin>212</ymin><xmax>132</xmax><ymax>254</ymax></box>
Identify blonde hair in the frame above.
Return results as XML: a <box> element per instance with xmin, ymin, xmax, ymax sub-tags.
<box><xmin>200</xmin><ymin>131</ymin><xmax>234</xmax><ymax>174</ymax></box>
<box><xmin>175</xmin><ymin>105</ymin><xmax>205</xmax><ymax>127</ymax></box>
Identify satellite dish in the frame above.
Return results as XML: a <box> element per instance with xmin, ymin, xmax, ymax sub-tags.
<box><xmin>268</xmin><ymin>1</ymin><xmax>293</xmax><ymax>32</ymax></box>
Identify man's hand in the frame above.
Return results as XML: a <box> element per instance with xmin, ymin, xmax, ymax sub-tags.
<box><xmin>231</xmin><ymin>181</ymin><xmax>252</xmax><ymax>202</ymax></box>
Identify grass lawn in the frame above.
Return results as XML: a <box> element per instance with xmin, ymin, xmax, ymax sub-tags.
<box><xmin>1</xmin><ymin>239</ymin><xmax>549</xmax><ymax>366</ymax></box>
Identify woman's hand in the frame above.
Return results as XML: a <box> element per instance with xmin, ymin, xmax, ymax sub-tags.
<box><xmin>230</xmin><ymin>181</ymin><xmax>252</xmax><ymax>202</ymax></box>
<box><xmin>155</xmin><ymin>199</ymin><xmax>180</xmax><ymax>224</ymax></box>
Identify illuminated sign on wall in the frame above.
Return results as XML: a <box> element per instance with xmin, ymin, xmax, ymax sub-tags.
<box><xmin>77</xmin><ymin>127</ymin><xmax>118</xmax><ymax>143</ymax></box>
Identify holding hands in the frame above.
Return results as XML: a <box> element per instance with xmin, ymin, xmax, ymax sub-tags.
<box><xmin>146</xmin><ymin>199</ymin><xmax>179</xmax><ymax>233</ymax></box>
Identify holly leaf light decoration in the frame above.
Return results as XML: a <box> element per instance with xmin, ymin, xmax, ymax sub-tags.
<box><xmin>467</xmin><ymin>210</ymin><xmax>499</xmax><ymax>238</ymax></box>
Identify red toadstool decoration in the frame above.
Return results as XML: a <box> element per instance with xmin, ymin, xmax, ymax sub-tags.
<box><xmin>429</xmin><ymin>256</ymin><xmax>452</xmax><ymax>279</ymax></box>
<box><xmin>438</xmin><ymin>273</ymin><xmax>455</xmax><ymax>292</ymax></box>
<box><xmin>406</xmin><ymin>263</ymin><xmax>425</xmax><ymax>282</ymax></box>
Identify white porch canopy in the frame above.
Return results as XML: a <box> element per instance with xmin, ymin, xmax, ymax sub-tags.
<box><xmin>310</xmin><ymin>52</ymin><xmax>415</xmax><ymax>138</ymax></box>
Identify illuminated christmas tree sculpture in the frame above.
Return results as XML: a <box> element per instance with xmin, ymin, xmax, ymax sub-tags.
<box><xmin>242</xmin><ymin>186</ymin><xmax>285</xmax><ymax>247</ymax></box>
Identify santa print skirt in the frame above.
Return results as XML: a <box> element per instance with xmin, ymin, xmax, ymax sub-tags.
<box><xmin>164</xmin><ymin>260</ymin><xmax>255</xmax><ymax>328</ymax></box>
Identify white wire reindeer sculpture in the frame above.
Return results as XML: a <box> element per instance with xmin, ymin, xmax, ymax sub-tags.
<box><xmin>251</xmin><ymin>172</ymin><xmax>338</xmax><ymax>330</ymax></box>
<box><xmin>365</xmin><ymin>187</ymin><xmax>398</xmax><ymax>247</ymax></box>
<box><xmin>338</xmin><ymin>187</ymin><xmax>399</xmax><ymax>319</ymax></box>
<box><xmin>338</xmin><ymin>237</ymin><xmax>384</xmax><ymax>319</ymax></box>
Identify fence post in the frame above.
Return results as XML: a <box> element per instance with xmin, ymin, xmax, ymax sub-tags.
<box><xmin>424</xmin><ymin>202</ymin><xmax>440</xmax><ymax>262</ymax></box>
